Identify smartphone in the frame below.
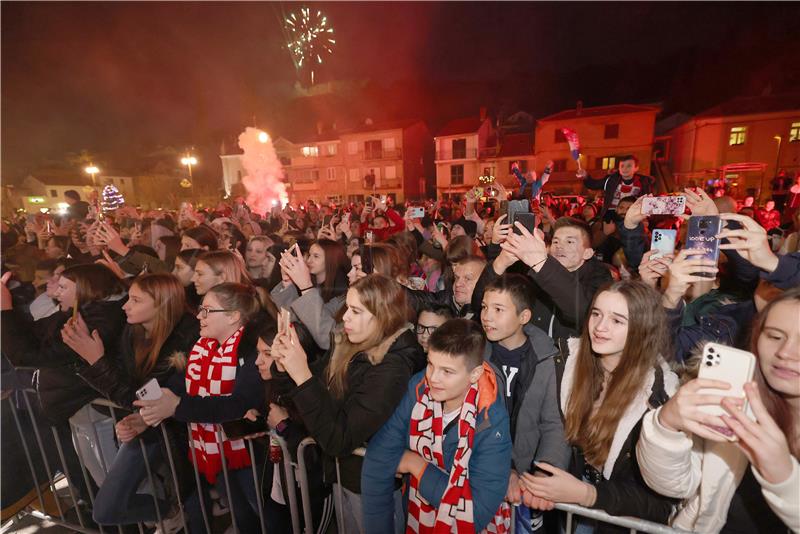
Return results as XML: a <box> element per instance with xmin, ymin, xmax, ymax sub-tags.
<box><xmin>513</xmin><ymin>212</ymin><xmax>537</xmax><ymax>235</ymax></box>
<box><xmin>408</xmin><ymin>207</ymin><xmax>425</xmax><ymax>219</ymax></box>
<box><xmin>323</xmin><ymin>214</ymin><xmax>332</xmax><ymax>226</ymax></box>
<box><xmin>685</xmin><ymin>215</ymin><xmax>723</xmax><ymax>278</ymax></box>
<box><xmin>135</xmin><ymin>378</ymin><xmax>163</xmax><ymax>401</ymax></box>
<box><xmin>278</xmin><ymin>308</ymin><xmax>291</xmax><ymax>336</ymax></box>
<box><xmin>650</xmin><ymin>229</ymin><xmax>677</xmax><ymax>259</ymax></box>
<box><xmin>221</xmin><ymin>417</ymin><xmax>269</xmax><ymax>440</ymax></box>
<box><xmin>642</xmin><ymin>195</ymin><xmax>687</xmax><ymax>216</ymax></box>
<box><xmin>507</xmin><ymin>199</ymin><xmax>530</xmax><ymax>230</ymax></box>
<box><xmin>697</xmin><ymin>342</ymin><xmax>756</xmax><ymax>441</ymax></box>
<box><xmin>365</xmin><ymin>230</ymin><xmax>374</xmax><ymax>244</ymax></box>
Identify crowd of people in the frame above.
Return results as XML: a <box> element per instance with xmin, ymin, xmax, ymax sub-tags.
<box><xmin>1</xmin><ymin>157</ymin><xmax>798</xmax><ymax>534</ymax></box>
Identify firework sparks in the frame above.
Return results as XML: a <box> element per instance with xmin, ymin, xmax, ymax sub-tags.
<box><xmin>285</xmin><ymin>7</ymin><xmax>334</xmax><ymax>85</ymax></box>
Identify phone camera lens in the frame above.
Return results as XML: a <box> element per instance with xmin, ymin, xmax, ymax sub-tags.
<box><xmin>705</xmin><ymin>361</ymin><xmax>713</xmax><ymax>367</ymax></box>
<box><xmin>708</xmin><ymin>347</ymin><xmax>715</xmax><ymax>353</ymax></box>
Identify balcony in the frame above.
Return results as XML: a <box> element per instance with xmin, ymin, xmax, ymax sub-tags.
<box><xmin>375</xmin><ymin>178</ymin><xmax>402</xmax><ymax>190</ymax></box>
<box><xmin>435</xmin><ymin>148</ymin><xmax>477</xmax><ymax>161</ymax></box>
<box><xmin>358</xmin><ymin>148</ymin><xmax>403</xmax><ymax>160</ymax></box>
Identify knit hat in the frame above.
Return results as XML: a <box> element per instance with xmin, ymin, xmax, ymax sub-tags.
<box><xmin>453</xmin><ymin>218</ymin><xmax>477</xmax><ymax>238</ymax></box>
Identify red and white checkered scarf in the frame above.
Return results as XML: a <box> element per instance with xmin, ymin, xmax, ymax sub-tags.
<box><xmin>406</xmin><ymin>364</ymin><xmax>511</xmax><ymax>534</ymax></box>
<box><xmin>185</xmin><ymin>327</ymin><xmax>251</xmax><ymax>483</ymax></box>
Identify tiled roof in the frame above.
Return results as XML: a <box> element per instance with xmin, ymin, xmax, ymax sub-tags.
<box><xmin>436</xmin><ymin>117</ymin><xmax>487</xmax><ymax>137</ymax></box>
<box><xmin>695</xmin><ymin>93</ymin><xmax>800</xmax><ymax>118</ymax></box>
<box><xmin>538</xmin><ymin>104</ymin><xmax>660</xmax><ymax>122</ymax></box>
<box><xmin>341</xmin><ymin>119</ymin><xmax>423</xmax><ymax>135</ymax></box>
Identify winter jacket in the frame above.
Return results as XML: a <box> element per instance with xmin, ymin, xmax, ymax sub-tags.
<box><xmin>1</xmin><ymin>297</ymin><xmax>127</xmax><ymax>423</ymax></box>
<box><xmin>361</xmin><ymin>368</ymin><xmax>511</xmax><ymax>533</ymax></box>
<box><xmin>484</xmin><ymin>324</ymin><xmax>570</xmax><ymax>473</ymax></box>
<box><xmin>559</xmin><ymin>338</ymin><xmax>680</xmax><ymax>532</ymax></box>
<box><xmin>165</xmin><ymin>321</ymin><xmax>265</xmax><ymax>425</ymax></box>
<box><xmin>77</xmin><ymin>313</ymin><xmax>200</xmax><ymax>410</ymax></box>
<box><xmin>279</xmin><ymin>325</ymin><xmax>426</xmax><ymax>493</ymax></box>
<box><xmin>582</xmin><ymin>171</ymin><xmax>655</xmax><ymax>216</ymax></box>
<box><xmin>359</xmin><ymin>208</ymin><xmax>406</xmax><ymax>242</ymax></box>
<box><xmin>270</xmin><ymin>283</ymin><xmax>345</xmax><ymax>351</ymax></box>
<box><xmin>637</xmin><ymin>407</ymin><xmax>800</xmax><ymax>533</ymax></box>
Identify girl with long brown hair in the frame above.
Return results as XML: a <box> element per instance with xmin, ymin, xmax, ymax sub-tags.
<box><xmin>638</xmin><ymin>287</ymin><xmax>800</xmax><ymax>533</ymax></box>
<box><xmin>520</xmin><ymin>280</ymin><xmax>680</xmax><ymax>533</ymax></box>
<box><xmin>271</xmin><ymin>274</ymin><xmax>425</xmax><ymax>533</ymax></box>
<box><xmin>61</xmin><ymin>273</ymin><xmax>200</xmax><ymax>527</ymax></box>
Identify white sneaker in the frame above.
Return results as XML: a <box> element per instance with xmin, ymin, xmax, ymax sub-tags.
<box><xmin>153</xmin><ymin>507</ymin><xmax>185</xmax><ymax>534</ymax></box>
<box><xmin>212</xmin><ymin>499</ymin><xmax>230</xmax><ymax>517</ymax></box>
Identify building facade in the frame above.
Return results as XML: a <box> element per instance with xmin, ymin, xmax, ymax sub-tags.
<box><xmin>534</xmin><ymin>103</ymin><xmax>660</xmax><ymax>195</ymax></box>
<box><xmin>17</xmin><ymin>170</ymin><xmax>135</xmax><ymax>213</ymax></box>
<box><xmin>660</xmin><ymin>94</ymin><xmax>800</xmax><ymax>199</ymax></box>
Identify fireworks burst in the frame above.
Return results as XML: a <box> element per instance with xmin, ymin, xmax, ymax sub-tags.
<box><xmin>285</xmin><ymin>7</ymin><xmax>335</xmax><ymax>86</ymax></box>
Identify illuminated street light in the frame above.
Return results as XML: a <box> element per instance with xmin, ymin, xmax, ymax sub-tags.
<box><xmin>85</xmin><ymin>164</ymin><xmax>100</xmax><ymax>185</ymax></box>
<box><xmin>180</xmin><ymin>153</ymin><xmax>197</xmax><ymax>195</ymax></box>
<box><xmin>258</xmin><ymin>131</ymin><xmax>270</xmax><ymax>143</ymax></box>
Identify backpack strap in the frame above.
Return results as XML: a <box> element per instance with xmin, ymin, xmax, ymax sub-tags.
<box><xmin>553</xmin><ymin>338</ymin><xmax>568</xmax><ymax>422</ymax></box>
<box><xmin>648</xmin><ymin>364</ymin><xmax>670</xmax><ymax>408</ymax></box>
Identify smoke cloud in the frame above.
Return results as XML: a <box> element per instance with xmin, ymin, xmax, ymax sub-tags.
<box><xmin>238</xmin><ymin>127</ymin><xmax>288</xmax><ymax>215</ymax></box>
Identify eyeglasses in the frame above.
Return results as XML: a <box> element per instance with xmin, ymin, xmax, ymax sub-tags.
<box><xmin>415</xmin><ymin>324</ymin><xmax>439</xmax><ymax>335</ymax></box>
<box><xmin>197</xmin><ymin>306</ymin><xmax>233</xmax><ymax>318</ymax></box>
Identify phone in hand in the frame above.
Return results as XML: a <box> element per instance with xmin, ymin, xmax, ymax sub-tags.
<box><xmin>649</xmin><ymin>229</ymin><xmax>677</xmax><ymax>259</ymax></box>
<box><xmin>408</xmin><ymin>207</ymin><xmax>425</xmax><ymax>219</ymax></box>
<box><xmin>507</xmin><ymin>199</ymin><xmax>531</xmax><ymax>233</ymax></box>
<box><xmin>685</xmin><ymin>215</ymin><xmax>722</xmax><ymax>278</ymax></box>
<box><xmin>323</xmin><ymin>214</ymin><xmax>332</xmax><ymax>226</ymax></box>
<box><xmin>513</xmin><ymin>212</ymin><xmax>537</xmax><ymax>235</ymax></box>
<box><xmin>278</xmin><ymin>308</ymin><xmax>291</xmax><ymax>336</ymax></box>
<box><xmin>697</xmin><ymin>342</ymin><xmax>756</xmax><ymax>441</ymax></box>
<box><xmin>641</xmin><ymin>195</ymin><xmax>687</xmax><ymax>216</ymax></box>
<box><xmin>135</xmin><ymin>378</ymin><xmax>163</xmax><ymax>401</ymax></box>
<box><xmin>221</xmin><ymin>417</ymin><xmax>268</xmax><ymax>440</ymax></box>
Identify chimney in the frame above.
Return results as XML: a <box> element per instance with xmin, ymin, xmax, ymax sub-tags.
<box><xmin>316</xmin><ymin>121</ymin><xmax>324</xmax><ymax>135</ymax></box>
<box><xmin>365</xmin><ymin>118</ymin><xmax>374</xmax><ymax>125</ymax></box>
<box><xmin>479</xmin><ymin>106</ymin><xmax>487</xmax><ymax>121</ymax></box>
<box><xmin>576</xmin><ymin>100</ymin><xmax>583</xmax><ymax>116</ymax></box>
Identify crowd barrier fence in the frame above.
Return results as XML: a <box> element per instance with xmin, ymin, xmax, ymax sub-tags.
<box><xmin>4</xmin><ymin>388</ymin><xmax>690</xmax><ymax>534</ymax></box>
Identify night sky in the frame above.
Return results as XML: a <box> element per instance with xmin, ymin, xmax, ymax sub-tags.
<box><xmin>3</xmin><ymin>2</ymin><xmax>799</xmax><ymax>185</ymax></box>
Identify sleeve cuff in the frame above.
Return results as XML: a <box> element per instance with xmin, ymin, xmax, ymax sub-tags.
<box><xmin>642</xmin><ymin>407</ymin><xmax>693</xmax><ymax>449</ymax></box>
<box><xmin>751</xmin><ymin>456</ymin><xmax>800</xmax><ymax>498</ymax></box>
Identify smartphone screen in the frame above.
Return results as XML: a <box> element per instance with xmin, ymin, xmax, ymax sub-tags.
<box><xmin>685</xmin><ymin>216</ymin><xmax>722</xmax><ymax>278</ymax></box>
<box><xmin>513</xmin><ymin>212</ymin><xmax>537</xmax><ymax>235</ymax></box>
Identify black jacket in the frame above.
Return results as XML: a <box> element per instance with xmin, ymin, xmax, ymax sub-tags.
<box><xmin>77</xmin><ymin>313</ymin><xmax>200</xmax><ymax>410</ymax></box>
<box><xmin>583</xmin><ymin>171</ymin><xmax>655</xmax><ymax>216</ymax></box>
<box><xmin>1</xmin><ymin>297</ymin><xmax>127</xmax><ymax>423</ymax></box>
<box><xmin>279</xmin><ymin>326</ymin><xmax>425</xmax><ymax>493</ymax></box>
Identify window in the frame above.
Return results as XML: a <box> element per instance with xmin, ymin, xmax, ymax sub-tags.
<box><xmin>450</xmin><ymin>164</ymin><xmax>464</xmax><ymax>185</ymax></box>
<box><xmin>597</xmin><ymin>156</ymin><xmax>617</xmax><ymax>170</ymax></box>
<box><xmin>237</xmin><ymin>170</ymin><xmax>242</xmax><ymax>181</ymax></box>
<box><xmin>729</xmin><ymin>126</ymin><xmax>747</xmax><ymax>146</ymax></box>
<box><xmin>554</xmin><ymin>129</ymin><xmax>566</xmax><ymax>143</ymax></box>
<box><xmin>301</xmin><ymin>146</ymin><xmax>319</xmax><ymax>157</ymax></box>
<box><xmin>348</xmin><ymin>168</ymin><xmax>360</xmax><ymax>182</ymax></box>
<box><xmin>364</xmin><ymin>140</ymin><xmax>382</xmax><ymax>159</ymax></box>
<box><xmin>384</xmin><ymin>166</ymin><xmax>397</xmax><ymax>179</ymax></box>
<box><xmin>50</xmin><ymin>189</ymin><xmax>58</xmax><ymax>197</ymax></box>
<box><xmin>790</xmin><ymin>122</ymin><xmax>800</xmax><ymax>143</ymax></box>
<box><xmin>553</xmin><ymin>159</ymin><xmax>567</xmax><ymax>172</ymax></box>
<box><xmin>347</xmin><ymin>141</ymin><xmax>358</xmax><ymax>155</ymax></box>
<box><xmin>383</xmin><ymin>137</ymin><xmax>396</xmax><ymax>150</ymax></box>
<box><xmin>326</xmin><ymin>144</ymin><xmax>337</xmax><ymax>156</ymax></box>
<box><xmin>452</xmin><ymin>138</ymin><xmax>467</xmax><ymax>159</ymax></box>
<box><xmin>280</xmin><ymin>156</ymin><xmax>291</xmax><ymax>166</ymax></box>
<box><xmin>604</xmin><ymin>124</ymin><xmax>619</xmax><ymax>139</ymax></box>
<box><xmin>326</xmin><ymin>168</ymin><xmax>337</xmax><ymax>181</ymax></box>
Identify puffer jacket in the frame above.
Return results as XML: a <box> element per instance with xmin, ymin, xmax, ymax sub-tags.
<box><xmin>1</xmin><ymin>296</ymin><xmax>127</xmax><ymax>423</ymax></box>
<box><xmin>278</xmin><ymin>324</ymin><xmax>426</xmax><ymax>493</ymax></box>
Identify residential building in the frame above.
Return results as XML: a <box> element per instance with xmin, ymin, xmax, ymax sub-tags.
<box><xmin>660</xmin><ymin>94</ymin><xmax>800</xmax><ymax>199</ymax></box>
<box><xmin>434</xmin><ymin>112</ymin><xmax>498</xmax><ymax>200</ymax></box>
<box><xmin>534</xmin><ymin>103</ymin><xmax>660</xmax><ymax>195</ymax></box>
<box><xmin>17</xmin><ymin>168</ymin><xmax>135</xmax><ymax>213</ymax></box>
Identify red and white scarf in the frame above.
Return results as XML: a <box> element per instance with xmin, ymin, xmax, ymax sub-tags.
<box><xmin>185</xmin><ymin>327</ymin><xmax>251</xmax><ymax>483</ymax></box>
<box><xmin>406</xmin><ymin>364</ymin><xmax>511</xmax><ymax>534</ymax></box>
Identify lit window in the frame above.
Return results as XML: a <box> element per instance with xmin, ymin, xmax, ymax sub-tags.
<box><xmin>790</xmin><ymin>122</ymin><xmax>800</xmax><ymax>143</ymax></box>
<box><xmin>326</xmin><ymin>144</ymin><xmax>337</xmax><ymax>156</ymax></box>
<box><xmin>326</xmin><ymin>168</ymin><xmax>337</xmax><ymax>181</ymax></box>
<box><xmin>601</xmin><ymin>156</ymin><xmax>617</xmax><ymax>170</ymax></box>
<box><xmin>301</xmin><ymin>146</ymin><xmax>319</xmax><ymax>157</ymax></box>
<box><xmin>729</xmin><ymin>126</ymin><xmax>746</xmax><ymax>146</ymax></box>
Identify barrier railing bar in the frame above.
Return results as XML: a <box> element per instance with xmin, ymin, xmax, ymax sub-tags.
<box><xmin>295</xmin><ymin>437</ymin><xmax>316</xmax><ymax>534</ymax></box>
<box><xmin>332</xmin><ymin>458</ymin><xmax>345</xmax><ymax>534</ymax></box>
<box><xmin>245</xmin><ymin>439</ymin><xmax>268</xmax><ymax>534</ymax></box>
<box><xmin>274</xmin><ymin>432</ymin><xmax>302</xmax><ymax>534</ymax></box>
<box><xmin>187</xmin><ymin>423</ymin><xmax>212</xmax><ymax>534</ymax></box>
<box><xmin>215</xmin><ymin>428</ymin><xmax>239</xmax><ymax>534</ymax></box>
<box><xmin>7</xmin><ymin>395</ymin><xmax>47</xmax><ymax>516</ymax></box>
<box><xmin>25</xmin><ymin>509</ymin><xmax>100</xmax><ymax>534</ymax></box>
<box><xmin>50</xmin><ymin>426</ymin><xmax>87</xmax><ymax>528</ymax></box>
<box><xmin>69</xmin><ymin>418</ymin><xmax>103</xmax><ymax>533</ymax></box>
<box><xmin>554</xmin><ymin>503</ymin><xmax>692</xmax><ymax>534</ymax></box>
<box><xmin>138</xmin><ymin>437</ymin><xmax>166</xmax><ymax>534</ymax></box>
<box><xmin>160</xmin><ymin>424</ymin><xmax>190</xmax><ymax>534</ymax></box>
<box><xmin>20</xmin><ymin>390</ymin><xmax>66</xmax><ymax>520</ymax></box>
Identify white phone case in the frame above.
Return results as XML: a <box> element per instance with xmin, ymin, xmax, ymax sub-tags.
<box><xmin>697</xmin><ymin>342</ymin><xmax>756</xmax><ymax>441</ymax></box>
<box><xmin>135</xmin><ymin>378</ymin><xmax>163</xmax><ymax>401</ymax></box>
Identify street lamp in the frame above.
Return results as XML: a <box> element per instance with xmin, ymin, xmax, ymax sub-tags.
<box><xmin>85</xmin><ymin>164</ymin><xmax>99</xmax><ymax>186</ymax></box>
<box><xmin>181</xmin><ymin>153</ymin><xmax>198</xmax><ymax>198</ymax></box>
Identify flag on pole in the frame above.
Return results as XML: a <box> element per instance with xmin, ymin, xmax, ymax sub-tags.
<box><xmin>561</xmin><ymin>128</ymin><xmax>581</xmax><ymax>160</ymax></box>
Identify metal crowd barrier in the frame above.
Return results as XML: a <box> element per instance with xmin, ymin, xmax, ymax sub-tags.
<box><xmin>3</xmin><ymin>388</ymin><xmax>297</xmax><ymax>534</ymax></box>
<box><xmin>5</xmin><ymin>387</ymin><xmax>691</xmax><ymax>534</ymax></box>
